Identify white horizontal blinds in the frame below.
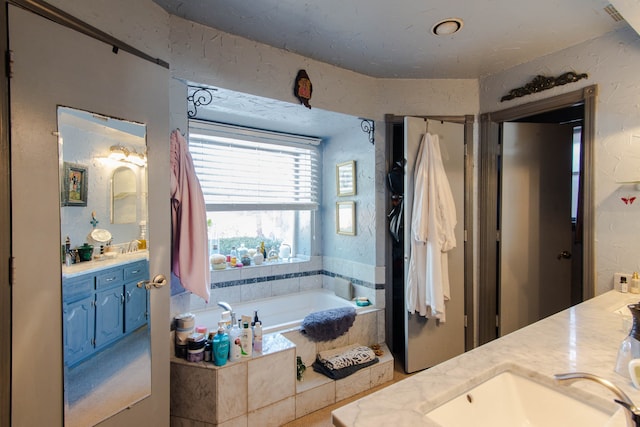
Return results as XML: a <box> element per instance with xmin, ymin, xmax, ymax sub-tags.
<box><xmin>188</xmin><ymin>121</ymin><xmax>321</xmax><ymax>211</ymax></box>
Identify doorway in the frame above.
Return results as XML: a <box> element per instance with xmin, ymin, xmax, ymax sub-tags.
<box><xmin>385</xmin><ymin>114</ymin><xmax>474</xmax><ymax>372</ymax></box>
<box><xmin>478</xmin><ymin>86</ymin><xmax>596</xmax><ymax>344</ymax></box>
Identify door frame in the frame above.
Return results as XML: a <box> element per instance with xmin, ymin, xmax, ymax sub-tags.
<box><xmin>478</xmin><ymin>85</ymin><xmax>596</xmax><ymax>345</ymax></box>
<box><xmin>1</xmin><ymin>2</ymin><xmax>11</xmax><ymax>426</ymax></box>
<box><xmin>384</xmin><ymin>114</ymin><xmax>475</xmax><ymax>352</ymax></box>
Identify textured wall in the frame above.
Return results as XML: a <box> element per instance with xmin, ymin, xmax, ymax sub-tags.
<box><xmin>480</xmin><ymin>26</ymin><xmax>640</xmax><ymax>295</ymax></box>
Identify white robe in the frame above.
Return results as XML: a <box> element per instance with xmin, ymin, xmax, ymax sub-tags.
<box><xmin>406</xmin><ymin>133</ymin><xmax>457</xmax><ymax>321</ymax></box>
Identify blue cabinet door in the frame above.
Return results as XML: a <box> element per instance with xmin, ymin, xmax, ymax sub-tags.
<box><xmin>63</xmin><ymin>295</ymin><xmax>95</xmax><ymax>366</ymax></box>
<box><xmin>95</xmin><ymin>286</ymin><xmax>124</xmax><ymax>348</ymax></box>
<box><xmin>125</xmin><ymin>281</ymin><xmax>148</xmax><ymax>333</ymax></box>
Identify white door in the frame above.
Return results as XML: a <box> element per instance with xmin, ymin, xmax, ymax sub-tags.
<box><xmin>9</xmin><ymin>6</ymin><xmax>170</xmax><ymax>426</ymax></box>
<box><xmin>404</xmin><ymin>117</ymin><xmax>465</xmax><ymax>373</ymax></box>
<box><xmin>500</xmin><ymin>122</ymin><xmax>573</xmax><ymax>336</ymax></box>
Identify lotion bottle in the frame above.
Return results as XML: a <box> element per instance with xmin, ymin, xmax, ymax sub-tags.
<box><xmin>253</xmin><ymin>321</ymin><xmax>263</xmax><ymax>353</ymax></box>
<box><xmin>213</xmin><ymin>326</ymin><xmax>230</xmax><ymax>366</ymax></box>
<box><xmin>240</xmin><ymin>321</ymin><xmax>253</xmax><ymax>358</ymax></box>
<box><xmin>228</xmin><ymin>313</ymin><xmax>242</xmax><ymax>362</ymax></box>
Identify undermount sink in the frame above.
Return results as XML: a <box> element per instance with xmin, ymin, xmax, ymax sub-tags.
<box><xmin>424</xmin><ymin>368</ymin><xmax>617</xmax><ymax>427</ymax></box>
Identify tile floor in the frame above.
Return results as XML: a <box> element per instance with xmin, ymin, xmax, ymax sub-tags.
<box><xmin>282</xmin><ymin>357</ymin><xmax>413</xmax><ymax>427</ymax></box>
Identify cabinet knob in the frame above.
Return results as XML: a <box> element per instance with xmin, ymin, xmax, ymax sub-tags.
<box><xmin>137</xmin><ymin>274</ymin><xmax>167</xmax><ymax>290</ymax></box>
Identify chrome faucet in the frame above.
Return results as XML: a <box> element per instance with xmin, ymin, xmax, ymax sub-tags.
<box><xmin>217</xmin><ymin>301</ymin><xmax>232</xmax><ymax>312</ymax></box>
<box><xmin>555</xmin><ymin>372</ymin><xmax>640</xmax><ymax>427</ymax></box>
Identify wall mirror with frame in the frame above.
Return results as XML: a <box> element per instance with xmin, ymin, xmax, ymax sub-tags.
<box><xmin>336</xmin><ymin>201</ymin><xmax>356</xmax><ymax>235</ymax></box>
<box><xmin>336</xmin><ymin>160</ymin><xmax>356</xmax><ymax>196</ymax></box>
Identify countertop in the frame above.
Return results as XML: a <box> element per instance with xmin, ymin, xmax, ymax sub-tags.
<box><xmin>62</xmin><ymin>250</ymin><xmax>148</xmax><ymax>278</ymax></box>
<box><xmin>332</xmin><ymin>290</ymin><xmax>640</xmax><ymax>426</ymax></box>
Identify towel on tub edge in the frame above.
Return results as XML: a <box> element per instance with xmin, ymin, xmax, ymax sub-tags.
<box><xmin>301</xmin><ymin>306</ymin><xmax>356</xmax><ymax>342</ymax></box>
<box><xmin>313</xmin><ymin>343</ymin><xmax>378</xmax><ymax>380</ymax></box>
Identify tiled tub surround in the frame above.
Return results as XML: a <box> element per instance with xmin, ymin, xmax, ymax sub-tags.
<box><xmin>332</xmin><ymin>290</ymin><xmax>640</xmax><ymax>427</ymax></box>
<box><xmin>191</xmin><ymin>289</ymin><xmax>376</xmax><ymax>335</ymax></box>
<box><xmin>170</xmin><ymin>306</ymin><xmax>392</xmax><ymax>426</ymax></box>
<box><xmin>177</xmin><ymin>256</ymin><xmax>384</xmax><ymax>316</ymax></box>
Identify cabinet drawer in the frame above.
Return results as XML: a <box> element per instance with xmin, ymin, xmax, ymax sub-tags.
<box><xmin>96</xmin><ymin>268</ymin><xmax>124</xmax><ymax>289</ymax></box>
<box><xmin>62</xmin><ymin>276</ymin><xmax>94</xmax><ymax>302</ymax></box>
<box><xmin>124</xmin><ymin>261</ymin><xmax>148</xmax><ymax>283</ymax></box>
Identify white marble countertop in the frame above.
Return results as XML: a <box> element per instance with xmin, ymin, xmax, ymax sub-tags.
<box><xmin>332</xmin><ymin>290</ymin><xmax>640</xmax><ymax>426</ymax></box>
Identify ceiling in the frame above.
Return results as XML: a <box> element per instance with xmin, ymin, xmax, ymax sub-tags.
<box><xmin>154</xmin><ymin>0</ymin><xmax>629</xmax><ymax>79</ymax></box>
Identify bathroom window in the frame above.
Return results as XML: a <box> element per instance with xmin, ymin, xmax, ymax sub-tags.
<box><xmin>188</xmin><ymin>120</ymin><xmax>321</xmax><ymax>259</ymax></box>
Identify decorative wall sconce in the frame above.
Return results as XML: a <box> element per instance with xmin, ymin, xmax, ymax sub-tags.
<box><xmin>109</xmin><ymin>145</ymin><xmax>146</xmax><ymax>166</ymax></box>
<box><xmin>360</xmin><ymin>118</ymin><xmax>375</xmax><ymax>144</ymax></box>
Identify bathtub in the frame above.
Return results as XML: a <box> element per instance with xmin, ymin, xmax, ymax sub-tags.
<box><xmin>190</xmin><ymin>289</ymin><xmax>368</xmax><ymax>334</ymax></box>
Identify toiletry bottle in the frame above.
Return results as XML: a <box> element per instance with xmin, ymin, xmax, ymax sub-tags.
<box><xmin>253</xmin><ymin>321</ymin><xmax>263</xmax><ymax>353</ymax></box>
<box><xmin>213</xmin><ymin>327</ymin><xmax>230</xmax><ymax>366</ymax></box>
<box><xmin>138</xmin><ymin>221</ymin><xmax>147</xmax><ymax>250</ymax></box>
<box><xmin>621</xmin><ymin>276</ymin><xmax>629</xmax><ymax>293</ymax></box>
<box><xmin>616</xmin><ymin>303</ymin><xmax>640</xmax><ymax>378</ymax></box>
<box><xmin>632</xmin><ymin>272</ymin><xmax>640</xmax><ymax>294</ymax></box>
<box><xmin>252</xmin><ymin>310</ymin><xmax>260</xmax><ymax>327</ymax></box>
<box><xmin>228</xmin><ymin>314</ymin><xmax>242</xmax><ymax>362</ymax></box>
<box><xmin>241</xmin><ymin>321</ymin><xmax>253</xmax><ymax>357</ymax></box>
<box><xmin>204</xmin><ymin>331</ymin><xmax>214</xmax><ymax>362</ymax></box>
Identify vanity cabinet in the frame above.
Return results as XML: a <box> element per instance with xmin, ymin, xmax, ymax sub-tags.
<box><xmin>63</xmin><ymin>259</ymin><xmax>149</xmax><ymax>366</ymax></box>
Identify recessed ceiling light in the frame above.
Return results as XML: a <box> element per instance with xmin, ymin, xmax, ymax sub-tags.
<box><xmin>432</xmin><ymin>18</ymin><xmax>464</xmax><ymax>36</ymax></box>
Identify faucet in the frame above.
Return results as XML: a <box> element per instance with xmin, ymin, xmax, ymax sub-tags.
<box><xmin>217</xmin><ymin>301</ymin><xmax>232</xmax><ymax>312</ymax></box>
<box><xmin>555</xmin><ymin>372</ymin><xmax>640</xmax><ymax>427</ymax></box>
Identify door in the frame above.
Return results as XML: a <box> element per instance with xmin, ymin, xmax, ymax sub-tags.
<box><xmin>404</xmin><ymin>117</ymin><xmax>465</xmax><ymax>373</ymax></box>
<box><xmin>9</xmin><ymin>5</ymin><xmax>170</xmax><ymax>426</ymax></box>
<box><xmin>500</xmin><ymin>122</ymin><xmax>573</xmax><ymax>336</ymax></box>
<box><xmin>95</xmin><ymin>287</ymin><xmax>125</xmax><ymax>348</ymax></box>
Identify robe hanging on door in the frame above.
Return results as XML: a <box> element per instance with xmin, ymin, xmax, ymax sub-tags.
<box><xmin>170</xmin><ymin>129</ymin><xmax>210</xmax><ymax>302</ymax></box>
<box><xmin>406</xmin><ymin>133</ymin><xmax>457</xmax><ymax>322</ymax></box>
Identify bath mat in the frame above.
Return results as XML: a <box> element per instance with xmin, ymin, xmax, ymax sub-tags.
<box><xmin>301</xmin><ymin>306</ymin><xmax>356</xmax><ymax>342</ymax></box>
<box><xmin>334</xmin><ymin>277</ymin><xmax>352</xmax><ymax>301</ymax></box>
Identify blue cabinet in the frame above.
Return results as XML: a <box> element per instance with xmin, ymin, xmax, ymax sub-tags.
<box><xmin>62</xmin><ymin>259</ymin><xmax>149</xmax><ymax>367</ymax></box>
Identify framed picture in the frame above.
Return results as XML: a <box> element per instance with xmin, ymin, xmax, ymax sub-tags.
<box><xmin>336</xmin><ymin>160</ymin><xmax>356</xmax><ymax>196</ymax></box>
<box><xmin>336</xmin><ymin>201</ymin><xmax>356</xmax><ymax>235</ymax></box>
<box><xmin>62</xmin><ymin>162</ymin><xmax>88</xmax><ymax>207</ymax></box>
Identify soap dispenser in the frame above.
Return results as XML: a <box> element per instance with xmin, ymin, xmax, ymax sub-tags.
<box><xmin>615</xmin><ymin>303</ymin><xmax>640</xmax><ymax>378</ymax></box>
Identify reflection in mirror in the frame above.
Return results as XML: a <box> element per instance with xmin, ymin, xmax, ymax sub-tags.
<box><xmin>58</xmin><ymin>106</ymin><xmax>151</xmax><ymax>426</ymax></box>
<box><xmin>112</xmin><ymin>166</ymin><xmax>137</xmax><ymax>224</ymax></box>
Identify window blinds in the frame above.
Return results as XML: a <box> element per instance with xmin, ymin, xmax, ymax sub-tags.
<box><xmin>188</xmin><ymin>120</ymin><xmax>321</xmax><ymax>211</ymax></box>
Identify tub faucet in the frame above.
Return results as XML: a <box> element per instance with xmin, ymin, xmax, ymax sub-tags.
<box><xmin>555</xmin><ymin>372</ymin><xmax>640</xmax><ymax>427</ymax></box>
<box><xmin>217</xmin><ymin>301</ymin><xmax>232</xmax><ymax>312</ymax></box>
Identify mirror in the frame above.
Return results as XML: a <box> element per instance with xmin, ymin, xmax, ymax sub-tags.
<box><xmin>58</xmin><ymin>106</ymin><xmax>151</xmax><ymax>426</ymax></box>
<box><xmin>336</xmin><ymin>201</ymin><xmax>356</xmax><ymax>235</ymax></box>
<box><xmin>336</xmin><ymin>160</ymin><xmax>356</xmax><ymax>196</ymax></box>
<box><xmin>112</xmin><ymin>166</ymin><xmax>137</xmax><ymax>224</ymax></box>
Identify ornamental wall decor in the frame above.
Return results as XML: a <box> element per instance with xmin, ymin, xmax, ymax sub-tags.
<box><xmin>294</xmin><ymin>69</ymin><xmax>313</xmax><ymax>109</ymax></box>
<box><xmin>501</xmin><ymin>71</ymin><xmax>588</xmax><ymax>102</ymax></box>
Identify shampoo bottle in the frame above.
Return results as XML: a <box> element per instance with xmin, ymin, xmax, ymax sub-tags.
<box><xmin>213</xmin><ymin>326</ymin><xmax>230</xmax><ymax>366</ymax></box>
<box><xmin>241</xmin><ymin>321</ymin><xmax>253</xmax><ymax>358</ymax></box>
<box><xmin>253</xmin><ymin>321</ymin><xmax>263</xmax><ymax>353</ymax></box>
<box><xmin>228</xmin><ymin>314</ymin><xmax>242</xmax><ymax>362</ymax></box>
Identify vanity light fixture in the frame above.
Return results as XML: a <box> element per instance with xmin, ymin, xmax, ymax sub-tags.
<box><xmin>431</xmin><ymin>18</ymin><xmax>464</xmax><ymax>36</ymax></box>
<box><xmin>109</xmin><ymin>145</ymin><xmax>146</xmax><ymax>166</ymax></box>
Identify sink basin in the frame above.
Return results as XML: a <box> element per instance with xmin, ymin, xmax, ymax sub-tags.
<box><xmin>424</xmin><ymin>369</ymin><xmax>616</xmax><ymax>427</ymax></box>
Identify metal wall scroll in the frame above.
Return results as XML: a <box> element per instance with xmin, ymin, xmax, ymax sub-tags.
<box><xmin>360</xmin><ymin>118</ymin><xmax>375</xmax><ymax>144</ymax></box>
<box><xmin>187</xmin><ymin>86</ymin><xmax>216</xmax><ymax>118</ymax></box>
<box><xmin>501</xmin><ymin>71</ymin><xmax>588</xmax><ymax>102</ymax></box>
